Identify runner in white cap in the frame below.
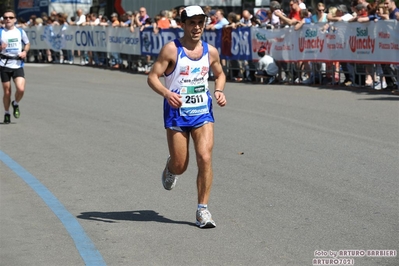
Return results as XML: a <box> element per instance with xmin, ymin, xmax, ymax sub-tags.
<box><xmin>147</xmin><ymin>5</ymin><xmax>226</xmax><ymax>228</ymax></box>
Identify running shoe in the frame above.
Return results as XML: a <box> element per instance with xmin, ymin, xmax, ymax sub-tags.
<box><xmin>373</xmin><ymin>81</ymin><xmax>382</xmax><ymax>90</ymax></box>
<box><xmin>196</xmin><ymin>208</ymin><xmax>216</xmax><ymax>228</ymax></box>
<box><xmin>12</xmin><ymin>101</ymin><xmax>20</xmax><ymax>119</ymax></box>
<box><xmin>4</xmin><ymin>113</ymin><xmax>10</xmax><ymax>124</ymax></box>
<box><xmin>162</xmin><ymin>156</ymin><xmax>177</xmax><ymax>190</ymax></box>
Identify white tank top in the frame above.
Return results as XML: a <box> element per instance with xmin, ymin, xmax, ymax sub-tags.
<box><xmin>163</xmin><ymin>39</ymin><xmax>214</xmax><ymax>128</ymax></box>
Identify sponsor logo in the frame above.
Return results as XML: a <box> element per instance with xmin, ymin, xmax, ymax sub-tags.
<box><xmin>252</xmin><ymin>40</ymin><xmax>272</xmax><ymax>53</ymax></box>
<box><xmin>180</xmin><ymin>66</ymin><xmax>189</xmax><ymax>75</ymax></box>
<box><xmin>298</xmin><ymin>29</ymin><xmax>324</xmax><ymax>53</ymax></box>
<box><xmin>256</xmin><ymin>32</ymin><xmax>267</xmax><ymax>41</ymax></box>
<box><xmin>178</xmin><ymin>77</ymin><xmax>205</xmax><ymax>85</ymax></box>
<box><xmin>200</xmin><ymin>66</ymin><xmax>208</xmax><ymax>76</ymax></box>
<box><xmin>349</xmin><ymin>27</ymin><xmax>375</xmax><ymax>53</ymax></box>
<box><xmin>193</xmin><ymin>86</ymin><xmax>205</xmax><ymax>93</ymax></box>
<box><xmin>191</xmin><ymin>67</ymin><xmax>200</xmax><ymax>74</ymax></box>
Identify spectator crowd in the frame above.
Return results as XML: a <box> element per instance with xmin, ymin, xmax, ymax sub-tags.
<box><xmin>2</xmin><ymin>0</ymin><xmax>399</xmax><ymax>94</ymax></box>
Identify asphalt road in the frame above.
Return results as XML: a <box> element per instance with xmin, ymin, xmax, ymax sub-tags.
<box><xmin>1</xmin><ymin>64</ymin><xmax>398</xmax><ymax>266</ymax></box>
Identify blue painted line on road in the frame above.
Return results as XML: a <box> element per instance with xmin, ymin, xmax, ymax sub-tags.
<box><xmin>0</xmin><ymin>150</ymin><xmax>106</xmax><ymax>266</ymax></box>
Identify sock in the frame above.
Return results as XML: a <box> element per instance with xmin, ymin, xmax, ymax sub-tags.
<box><xmin>198</xmin><ymin>204</ymin><xmax>207</xmax><ymax>210</ymax></box>
<box><xmin>13</xmin><ymin>101</ymin><xmax>18</xmax><ymax>106</ymax></box>
<box><xmin>5</xmin><ymin>111</ymin><xmax>10</xmax><ymax>115</ymax></box>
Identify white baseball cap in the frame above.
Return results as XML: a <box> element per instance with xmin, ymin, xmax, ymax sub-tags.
<box><xmin>181</xmin><ymin>5</ymin><xmax>206</xmax><ymax>21</ymax></box>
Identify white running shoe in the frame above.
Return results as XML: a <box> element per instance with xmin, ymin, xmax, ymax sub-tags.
<box><xmin>382</xmin><ymin>82</ymin><xmax>388</xmax><ymax>89</ymax></box>
<box><xmin>196</xmin><ymin>208</ymin><xmax>216</xmax><ymax>228</ymax></box>
<box><xmin>373</xmin><ymin>81</ymin><xmax>382</xmax><ymax>90</ymax></box>
<box><xmin>162</xmin><ymin>156</ymin><xmax>177</xmax><ymax>190</ymax></box>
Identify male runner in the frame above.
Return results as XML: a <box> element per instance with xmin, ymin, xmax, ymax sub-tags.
<box><xmin>147</xmin><ymin>5</ymin><xmax>226</xmax><ymax>228</ymax></box>
<box><xmin>1</xmin><ymin>9</ymin><xmax>30</xmax><ymax>124</ymax></box>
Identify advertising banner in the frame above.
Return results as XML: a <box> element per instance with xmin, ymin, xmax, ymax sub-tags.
<box><xmin>25</xmin><ymin>21</ymin><xmax>399</xmax><ymax>64</ymax></box>
<box><xmin>14</xmin><ymin>0</ymin><xmax>49</xmax><ymax>21</ymax></box>
<box><xmin>250</xmin><ymin>21</ymin><xmax>399</xmax><ymax>64</ymax></box>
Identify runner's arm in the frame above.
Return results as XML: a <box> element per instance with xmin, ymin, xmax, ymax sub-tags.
<box><xmin>19</xmin><ymin>43</ymin><xmax>30</xmax><ymax>59</ymax></box>
<box><xmin>209</xmin><ymin>45</ymin><xmax>226</xmax><ymax>107</ymax></box>
<box><xmin>147</xmin><ymin>43</ymin><xmax>182</xmax><ymax>108</ymax></box>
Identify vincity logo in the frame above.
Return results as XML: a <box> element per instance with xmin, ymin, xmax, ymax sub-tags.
<box><xmin>349</xmin><ymin>27</ymin><xmax>375</xmax><ymax>53</ymax></box>
<box><xmin>252</xmin><ymin>40</ymin><xmax>272</xmax><ymax>54</ymax></box>
<box><xmin>298</xmin><ymin>29</ymin><xmax>324</xmax><ymax>53</ymax></box>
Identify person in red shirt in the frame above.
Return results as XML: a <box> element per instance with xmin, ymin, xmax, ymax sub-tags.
<box><xmin>274</xmin><ymin>0</ymin><xmax>301</xmax><ymax>25</ymax></box>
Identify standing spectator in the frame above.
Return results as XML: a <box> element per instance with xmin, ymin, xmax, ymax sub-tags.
<box><xmin>205</xmin><ymin>10</ymin><xmax>217</xmax><ymax>29</ymax></box>
<box><xmin>135</xmin><ymin>7</ymin><xmax>149</xmax><ymax>27</ymax></box>
<box><xmin>110</xmin><ymin>12</ymin><xmax>120</xmax><ymax>27</ymax></box>
<box><xmin>110</xmin><ymin>13</ymin><xmax>122</xmax><ymax>69</ymax></box>
<box><xmin>333</xmin><ymin>5</ymin><xmax>355</xmax><ymax>87</ymax></box>
<box><xmin>239</xmin><ymin>10</ymin><xmax>252</xmax><ymax>26</ymax></box>
<box><xmin>270</xmin><ymin>1</ymin><xmax>282</xmax><ymax>27</ymax></box>
<box><xmin>209</xmin><ymin>9</ymin><xmax>229</xmax><ymax>30</ymax></box>
<box><xmin>88</xmin><ymin>13</ymin><xmax>100</xmax><ymax>25</ymax></box>
<box><xmin>294</xmin><ymin>9</ymin><xmax>313</xmax><ymax>84</ymax></box>
<box><xmin>298</xmin><ymin>0</ymin><xmax>306</xmax><ymax>9</ymax></box>
<box><xmin>129</xmin><ymin>11</ymin><xmax>140</xmax><ymax>30</ymax></box>
<box><xmin>311</xmin><ymin>2</ymin><xmax>327</xmax><ymax>23</ymax></box>
<box><xmin>75</xmin><ymin>9</ymin><xmax>86</xmax><ymax>25</ymax></box>
<box><xmin>28</xmin><ymin>15</ymin><xmax>42</xmax><ymax>62</ymax></box>
<box><xmin>157</xmin><ymin>10</ymin><xmax>171</xmax><ymax>29</ymax></box>
<box><xmin>16</xmin><ymin>17</ymin><xmax>27</xmax><ymax>28</ymax></box>
<box><xmin>120</xmin><ymin>11</ymin><xmax>133</xmax><ymax>27</ymax></box>
<box><xmin>275</xmin><ymin>0</ymin><xmax>301</xmax><ymax>25</ymax></box>
<box><xmin>1</xmin><ymin>9</ymin><xmax>30</xmax><ymax>124</ymax></box>
<box><xmin>203</xmin><ymin>6</ymin><xmax>212</xmax><ymax>25</ymax></box>
<box><xmin>167</xmin><ymin>10</ymin><xmax>177</xmax><ymax>28</ymax></box>
<box><xmin>384</xmin><ymin>0</ymin><xmax>399</xmax><ymax>19</ymax></box>
<box><xmin>225</xmin><ymin>12</ymin><xmax>243</xmax><ymax>81</ymax></box>
<box><xmin>74</xmin><ymin>9</ymin><xmax>87</xmax><ymax>65</ymax></box>
<box><xmin>99</xmin><ymin>15</ymin><xmax>109</xmax><ymax>26</ymax></box>
<box><xmin>58</xmin><ymin>14</ymin><xmax>73</xmax><ymax>64</ymax></box>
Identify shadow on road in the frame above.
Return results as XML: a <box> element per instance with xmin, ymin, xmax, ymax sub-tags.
<box><xmin>77</xmin><ymin>210</ymin><xmax>196</xmax><ymax>227</ymax></box>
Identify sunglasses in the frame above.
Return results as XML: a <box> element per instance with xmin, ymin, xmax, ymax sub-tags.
<box><xmin>3</xmin><ymin>16</ymin><xmax>15</xmax><ymax>20</ymax></box>
<box><xmin>318</xmin><ymin>9</ymin><xmax>325</xmax><ymax>12</ymax></box>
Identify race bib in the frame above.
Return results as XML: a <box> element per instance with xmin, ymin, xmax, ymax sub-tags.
<box><xmin>179</xmin><ymin>85</ymin><xmax>209</xmax><ymax>116</ymax></box>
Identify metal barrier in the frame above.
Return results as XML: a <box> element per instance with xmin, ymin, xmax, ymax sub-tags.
<box><xmin>26</xmin><ymin>49</ymin><xmax>399</xmax><ymax>91</ymax></box>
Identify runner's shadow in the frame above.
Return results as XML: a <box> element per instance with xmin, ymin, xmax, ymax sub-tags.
<box><xmin>77</xmin><ymin>210</ymin><xmax>196</xmax><ymax>227</ymax></box>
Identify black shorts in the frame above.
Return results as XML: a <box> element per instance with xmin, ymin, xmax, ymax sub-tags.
<box><xmin>0</xmin><ymin>67</ymin><xmax>25</xmax><ymax>82</ymax></box>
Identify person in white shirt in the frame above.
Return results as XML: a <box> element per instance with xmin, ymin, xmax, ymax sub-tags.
<box><xmin>299</xmin><ymin>0</ymin><xmax>307</xmax><ymax>9</ymax></box>
<box><xmin>270</xmin><ymin>1</ymin><xmax>282</xmax><ymax>28</ymax></box>
<box><xmin>238</xmin><ymin>9</ymin><xmax>253</xmax><ymax>26</ymax></box>
<box><xmin>0</xmin><ymin>9</ymin><xmax>30</xmax><ymax>124</ymax></box>
<box><xmin>75</xmin><ymin>9</ymin><xmax>86</xmax><ymax>25</ymax></box>
<box><xmin>254</xmin><ymin>46</ymin><xmax>279</xmax><ymax>84</ymax></box>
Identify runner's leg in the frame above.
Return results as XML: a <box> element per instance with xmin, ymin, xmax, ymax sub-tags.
<box><xmin>166</xmin><ymin>128</ymin><xmax>190</xmax><ymax>175</ymax></box>
<box><xmin>13</xmin><ymin>76</ymin><xmax>25</xmax><ymax>103</ymax></box>
<box><xmin>191</xmin><ymin>123</ymin><xmax>214</xmax><ymax>204</ymax></box>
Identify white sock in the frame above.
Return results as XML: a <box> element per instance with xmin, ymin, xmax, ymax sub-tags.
<box><xmin>13</xmin><ymin>101</ymin><xmax>18</xmax><ymax>106</ymax></box>
<box><xmin>198</xmin><ymin>204</ymin><xmax>207</xmax><ymax>210</ymax></box>
<box><xmin>5</xmin><ymin>111</ymin><xmax>10</xmax><ymax>114</ymax></box>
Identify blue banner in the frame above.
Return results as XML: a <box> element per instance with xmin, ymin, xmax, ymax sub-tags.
<box><xmin>50</xmin><ymin>0</ymin><xmax>91</xmax><ymax>3</ymax></box>
<box><xmin>15</xmin><ymin>0</ymin><xmax>49</xmax><ymax>21</ymax></box>
<box><xmin>140</xmin><ymin>27</ymin><xmax>252</xmax><ymax>61</ymax></box>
